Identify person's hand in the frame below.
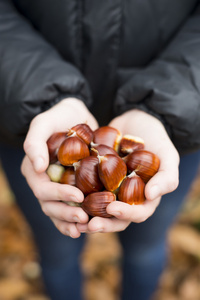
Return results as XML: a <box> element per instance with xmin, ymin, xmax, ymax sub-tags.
<box><xmin>77</xmin><ymin>109</ymin><xmax>180</xmax><ymax>234</ymax></box>
<box><xmin>21</xmin><ymin>98</ymin><xmax>99</xmax><ymax>238</ymax></box>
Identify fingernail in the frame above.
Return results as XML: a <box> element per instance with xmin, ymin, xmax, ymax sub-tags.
<box><xmin>65</xmin><ymin>230</ymin><xmax>70</xmax><ymax>237</ymax></box>
<box><xmin>65</xmin><ymin>197</ymin><xmax>80</xmax><ymax>207</ymax></box>
<box><xmin>92</xmin><ymin>229</ymin><xmax>103</xmax><ymax>233</ymax></box>
<box><xmin>34</xmin><ymin>157</ymin><xmax>44</xmax><ymax>172</ymax></box>
<box><xmin>78</xmin><ymin>223</ymin><xmax>88</xmax><ymax>233</ymax></box>
<box><xmin>69</xmin><ymin>196</ymin><xmax>79</xmax><ymax>202</ymax></box>
<box><xmin>79</xmin><ymin>229</ymin><xmax>87</xmax><ymax>233</ymax></box>
<box><xmin>111</xmin><ymin>211</ymin><xmax>121</xmax><ymax>217</ymax></box>
<box><xmin>73</xmin><ymin>216</ymin><xmax>80</xmax><ymax>223</ymax></box>
<box><xmin>149</xmin><ymin>185</ymin><xmax>160</xmax><ymax>200</ymax></box>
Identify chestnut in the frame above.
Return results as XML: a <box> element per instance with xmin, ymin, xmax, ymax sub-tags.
<box><xmin>57</xmin><ymin>135</ymin><xmax>90</xmax><ymax>166</ymax></box>
<box><xmin>118</xmin><ymin>134</ymin><xmax>145</xmax><ymax>156</ymax></box>
<box><xmin>98</xmin><ymin>153</ymin><xmax>127</xmax><ymax>192</ymax></box>
<box><xmin>46</xmin><ymin>163</ymin><xmax>65</xmax><ymax>182</ymax></box>
<box><xmin>117</xmin><ymin>171</ymin><xmax>145</xmax><ymax>205</ymax></box>
<box><xmin>90</xmin><ymin>143</ymin><xmax>118</xmax><ymax>156</ymax></box>
<box><xmin>59</xmin><ymin>167</ymin><xmax>76</xmax><ymax>186</ymax></box>
<box><xmin>93</xmin><ymin>126</ymin><xmax>122</xmax><ymax>152</ymax></box>
<box><xmin>81</xmin><ymin>191</ymin><xmax>116</xmax><ymax>218</ymax></box>
<box><xmin>124</xmin><ymin>149</ymin><xmax>160</xmax><ymax>183</ymax></box>
<box><xmin>47</xmin><ymin>132</ymin><xmax>67</xmax><ymax>163</ymax></box>
<box><xmin>74</xmin><ymin>156</ymin><xmax>103</xmax><ymax>195</ymax></box>
<box><xmin>69</xmin><ymin>123</ymin><xmax>93</xmax><ymax>145</ymax></box>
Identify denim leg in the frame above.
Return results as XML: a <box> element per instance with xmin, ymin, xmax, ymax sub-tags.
<box><xmin>0</xmin><ymin>144</ymin><xmax>85</xmax><ymax>300</ymax></box>
<box><xmin>118</xmin><ymin>151</ymin><xmax>200</xmax><ymax>300</ymax></box>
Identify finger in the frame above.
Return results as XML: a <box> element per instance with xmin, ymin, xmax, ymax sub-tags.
<box><xmin>21</xmin><ymin>156</ymin><xmax>84</xmax><ymax>202</ymax></box>
<box><xmin>51</xmin><ymin>217</ymin><xmax>81</xmax><ymax>238</ymax></box>
<box><xmin>76</xmin><ymin>223</ymin><xmax>89</xmax><ymax>233</ymax></box>
<box><xmin>23</xmin><ymin>114</ymin><xmax>54</xmax><ymax>173</ymax></box>
<box><xmin>145</xmin><ymin>149</ymin><xmax>179</xmax><ymax>201</ymax></box>
<box><xmin>86</xmin><ymin>216</ymin><xmax>130</xmax><ymax>233</ymax></box>
<box><xmin>145</xmin><ymin>170</ymin><xmax>179</xmax><ymax>201</ymax></box>
<box><xmin>41</xmin><ymin>201</ymin><xmax>89</xmax><ymax>224</ymax></box>
<box><xmin>107</xmin><ymin>198</ymin><xmax>161</xmax><ymax>223</ymax></box>
<box><xmin>76</xmin><ymin>217</ymin><xmax>129</xmax><ymax>233</ymax></box>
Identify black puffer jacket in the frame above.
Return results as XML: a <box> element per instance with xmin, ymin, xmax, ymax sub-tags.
<box><xmin>0</xmin><ymin>0</ymin><xmax>200</xmax><ymax>154</ymax></box>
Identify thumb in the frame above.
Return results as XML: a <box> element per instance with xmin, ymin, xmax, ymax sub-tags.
<box><xmin>24</xmin><ymin>140</ymin><xmax>49</xmax><ymax>173</ymax></box>
<box><xmin>23</xmin><ymin>119</ymin><xmax>50</xmax><ymax>173</ymax></box>
<box><xmin>145</xmin><ymin>163</ymin><xmax>179</xmax><ymax>201</ymax></box>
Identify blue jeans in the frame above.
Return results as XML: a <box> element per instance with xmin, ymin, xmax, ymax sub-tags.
<box><xmin>1</xmin><ymin>144</ymin><xmax>200</xmax><ymax>300</ymax></box>
<box><xmin>0</xmin><ymin>145</ymin><xmax>85</xmax><ymax>300</ymax></box>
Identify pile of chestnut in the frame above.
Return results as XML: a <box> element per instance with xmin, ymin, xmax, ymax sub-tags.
<box><xmin>46</xmin><ymin>124</ymin><xmax>160</xmax><ymax>218</ymax></box>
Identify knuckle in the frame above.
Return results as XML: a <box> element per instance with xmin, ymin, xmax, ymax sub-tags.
<box><xmin>121</xmin><ymin>222</ymin><xmax>129</xmax><ymax>231</ymax></box>
<box><xmin>167</xmin><ymin>177</ymin><xmax>179</xmax><ymax>193</ymax></box>
<box><xmin>33</xmin><ymin>188</ymin><xmax>43</xmax><ymax>201</ymax></box>
<box><xmin>30</xmin><ymin>114</ymin><xmax>43</xmax><ymax>127</ymax></box>
<box><xmin>41</xmin><ymin>204</ymin><xmax>49</xmax><ymax>216</ymax></box>
<box><xmin>20</xmin><ymin>159</ymin><xmax>26</xmax><ymax>176</ymax></box>
<box><xmin>135</xmin><ymin>215</ymin><xmax>148</xmax><ymax>223</ymax></box>
<box><xmin>51</xmin><ymin>219</ymin><xmax>63</xmax><ymax>234</ymax></box>
<box><xmin>58</xmin><ymin>209</ymin><xmax>67</xmax><ymax>221</ymax></box>
<box><xmin>23</xmin><ymin>115</ymin><xmax>44</xmax><ymax>153</ymax></box>
<box><xmin>58</xmin><ymin>222</ymin><xmax>70</xmax><ymax>236</ymax></box>
<box><xmin>133</xmin><ymin>208</ymin><xmax>156</xmax><ymax>223</ymax></box>
<box><xmin>23</xmin><ymin>138</ymin><xmax>33</xmax><ymax>153</ymax></box>
<box><xmin>56</xmin><ymin>185</ymin><xmax>65</xmax><ymax>201</ymax></box>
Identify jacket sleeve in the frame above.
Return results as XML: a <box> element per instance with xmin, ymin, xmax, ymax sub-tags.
<box><xmin>0</xmin><ymin>0</ymin><xmax>92</xmax><ymax>146</ymax></box>
<box><xmin>115</xmin><ymin>3</ymin><xmax>200</xmax><ymax>155</ymax></box>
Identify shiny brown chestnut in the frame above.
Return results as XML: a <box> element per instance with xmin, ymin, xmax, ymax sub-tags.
<box><xmin>117</xmin><ymin>171</ymin><xmax>145</xmax><ymax>205</ymax></box>
<box><xmin>119</xmin><ymin>134</ymin><xmax>145</xmax><ymax>156</ymax></box>
<box><xmin>93</xmin><ymin>126</ymin><xmax>122</xmax><ymax>152</ymax></box>
<box><xmin>59</xmin><ymin>167</ymin><xmax>76</xmax><ymax>186</ymax></box>
<box><xmin>47</xmin><ymin>132</ymin><xmax>67</xmax><ymax>163</ymax></box>
<box><xmin>98</xmin><ymin>153</ymin><xmax>127</xmax><ymax>192</ymax></box>
<box><xmin>90</xmin><ymin>143</ymin><xmax>118</xmax><ymax>156</ymax></box>
<box><xmin>124</xmin><ymin>149</ymin><xmax>160</xmax><ymax>183</ymax></box>
<box><xmin>57</xmin><ymin>135</ymin><xmax>90</xmax><ymax>166</ymax></box>
<box><xmin>81</xmin><ymin>191</ymin><xmax>116</xmax><ymax>217</ymax></box>
<box><xmin>73</xmin><ymin>156</ymin><xmax>103</xmax><ymax>195</ymax></box>
<box><xmin>68</xmin><ymin>123</ymin><xmax>93</xmax><ymax>145</ymax></box>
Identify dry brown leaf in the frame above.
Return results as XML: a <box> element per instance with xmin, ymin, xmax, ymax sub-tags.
<box><xmin>168</xmin><ymin>225</ymin><xmax>200</xmax><ymax>258</ymax></box>
<box><xmin>0</xmin><ymin>278</ymin><xmax>30</xmax><ymax>300</ymax></box>
<box><xmin>178</xmin><ymin>274</ymin><xmax>200</xmax><ymax>300</ymax></box>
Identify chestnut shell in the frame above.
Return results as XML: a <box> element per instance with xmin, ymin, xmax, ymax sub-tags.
<box><xmin>124</xmin><ymin>150</ymin><xmax>160</xmax><ymax>183</ymax></box>
<box><xmin>81</xmin><ymin>191</ymin><xmax>116</xmax><ymax>218</ymax></box>
<box><xmin>59</xmin><ymin>167</ymin><xmax>76</xmax><ymax>186</ymax></box>
<box><xmin>93</xmin><ymin>126</ymin><xmax>122</xmax><ymax>151</ymax></box>
<box><xmin>118</xmin><ymin>172</ymin><xmax>145</xmax><ymax>205</ymax></box>
<box><xmin>74</xmin><ymin>156</ymin><xmax>103</xmax><ymax>195</ymax></box>
<box><xmin>90</xmin><ymin>144</ymin><xmax>118</xmax><ymax>156</ymax></box>
<box><xmin>98</xmin><ymin>154</ymin><xmax>127</xmax><ymax>192</ymax></box>
<box><xmin>69</xmin><ymin>123</ymin><xmax>93</xmax><ymax>145</ymax></box>
<box><xmin>57</xmin><ymin>136</ymin><xmax>90</xmax><ymax>166</ymax></box>
<box><xmin>47</xmin><ymin>132</ymin><xmax>67</xmax><ymax>163</ymax></box>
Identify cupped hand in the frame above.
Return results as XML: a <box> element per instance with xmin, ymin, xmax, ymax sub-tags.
<box><xmin>77</xmin><ymin>109</ymin><xmax>180</xmax><ymax>234</ymax></box>
<box><xmin>21</xmin><ymin>98</ymin><xmax>99</xmax><ymax>238</ymax></box>
<box><xmin>23</xmin><ymin>98</ymin><xmax>98</xmax><ymax>173</ymax></box>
